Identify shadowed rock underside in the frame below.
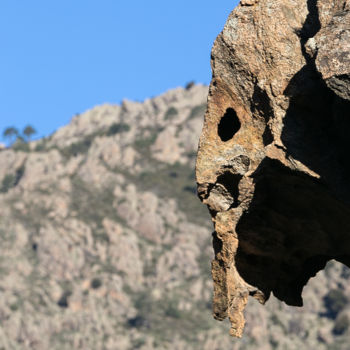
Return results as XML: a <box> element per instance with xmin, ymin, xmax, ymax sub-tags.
<box><xmin>196</xmin><ymin>0</ymin><xmax>350</xmax><ymax>337</ymax></box>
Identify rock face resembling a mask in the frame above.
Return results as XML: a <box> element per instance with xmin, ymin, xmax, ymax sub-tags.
<box><xmin>196</xmin><ymin>0</ymin><xmax>350</xmax><ymax>337</ymax></box>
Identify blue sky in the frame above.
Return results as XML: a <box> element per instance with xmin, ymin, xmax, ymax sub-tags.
<box><xmin>0</xmin><ymin>1</ymin><xmax>239</xmax><ymax>140</ymax></box>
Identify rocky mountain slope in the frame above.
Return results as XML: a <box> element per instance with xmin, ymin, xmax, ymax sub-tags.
<box><xmin>0</xmin><ymin>84</ymin><xmax>350</xmax><ymax>349</ymax></box>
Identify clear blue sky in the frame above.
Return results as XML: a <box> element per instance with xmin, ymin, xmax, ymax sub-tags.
<box><xmin>0</xmin><ymin>1</ymin><xmax>239</xmax><ymax>140</ymax></box>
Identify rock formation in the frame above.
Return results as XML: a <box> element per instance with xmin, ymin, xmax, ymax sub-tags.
<box><xmin>196</xmin><ymin>0</ymin><xmax>350</xmax><ymax>337</ymax></box>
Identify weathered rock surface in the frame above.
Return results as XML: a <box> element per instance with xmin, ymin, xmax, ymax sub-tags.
<box><xmin>196</xmin><ymin>0</ymin><xmax>350</xmax><ymax>337</ymax></box>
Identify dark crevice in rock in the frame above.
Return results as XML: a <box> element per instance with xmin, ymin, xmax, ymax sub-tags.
<box><xmin>300</xmin><ymin>0</ymin><xmax>321</xmax><ymax>41</ymax></box>
<box><xmin>216</xmin><ymin>171</ymin><xmax>242</xmax><ymax>208</ymax></box>
<box><xmin>218</xmin><ymin>108</ymin><xmax>241</xmax><ymax>142</ymax></box>
<box><xmin>298</xmin><ymin>0</ymin><xmax>321</xmax><ymax>67</ymax></box>
<box><xmin>251</xmin><ymin>84</ymin><xmax>274</xmax><ymax>146</ymax></box>
<box><xmin>262</xmin><ymin>125</ymin><xmax>274</xmax><ymax>146</ymax></box>
<box><xmin>212</xmin><ymin>231</ymin><xmax>223</xmax><ymax>256</ymax></box>
<box><xmin>235</xmin><ymin>158</ymin><xmax>350</xmax><ymax>306</ymax></box>
<box><xmin>199</xmin><ymin>171</ymin><xmax>243</xmax><ymax>213</ymax></box>
<box><xmin>197</xmin><ymin>183</ymin><xmax>215</xmax><ymax>201</ymax></box>
<box><xmin>281</xmin><ymin>0</ymin><xmax>350</xmax><ymax>203</ymax></box>
<box><xmin>282</xmin><ymin>67</ymin><xmax>350</xmax><ymax>203</ymax></box>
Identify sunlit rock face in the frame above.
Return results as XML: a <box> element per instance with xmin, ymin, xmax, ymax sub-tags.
<box><xmin>196</xmin><ymin>0</ymin><xmax>350</xmax><ymax>337</ymax></box>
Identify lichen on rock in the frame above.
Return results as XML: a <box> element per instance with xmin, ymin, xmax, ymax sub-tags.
<box><xmin>196</xmin><ymin>0</ymin><xmax>350</xmax><ymax>337</ymax></box>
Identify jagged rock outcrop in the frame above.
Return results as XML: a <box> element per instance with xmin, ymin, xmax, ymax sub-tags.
<box><xmin>196</xmin><ymin>0</ymin><xmax>350</xmax><ymax>337</ymax></box>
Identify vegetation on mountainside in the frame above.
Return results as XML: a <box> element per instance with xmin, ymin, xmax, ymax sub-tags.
<box><xmin>127</xmin><ymin>287</ymin><xmax>215</xmax><ymax>346</ymax></box>
<box><xmin>59</xmin><ymin>122</ymin><xmax>131</xmax><ymax>158</ymax></box>
<box><xmin>0</xmin><ymin>165</ymin><xmax>25</xmax><ymax>193</ymax></box>
<box><xmin>70</xmin><ymin>176</ymin><xmax>126</xmax><ymax>230</ymax></box>
<box><xmin>188</xmin><ymin>104</ymin><xmax>206</xmax><ymax>120</ymax></box>
<box><xmin>164</xmin><ymin>107</ymin><xmax>178</xmax><ymax>120</ymax></box>
<box><xmin>185</xmin><ymin>81</ymin><xmax>195</xmax><ymax>90</ymax></box>
<box><xmin>2</xmin><ymin>125</ymin><xmax>37</xmax><ymax>149</ymax></box>
<box><xmin>2</xmin><ymin>127</ymin><xmax>18</xmax><ymax>144</ymax></box>
<box><xmin>135</xmin><ymin>162</ymin><xmax>208</xmax><ymax>225</ymax></box>
<box><xmin>324</xmin><ymin>289</ymin><xmax>348</xmax><ymax>319</ymax></box>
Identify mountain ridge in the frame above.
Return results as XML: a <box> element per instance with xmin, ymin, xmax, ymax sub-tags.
<box><xmin>0</xmin><ymin>84</ymin><xmax>349</xmax><ymax>349</ymax></box>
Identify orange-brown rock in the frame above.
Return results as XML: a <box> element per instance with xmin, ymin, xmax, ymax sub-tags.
<box><xmin>196</xmin><ymin>0</ymin><xmax>350</xmax><ymax>337</ymax></box>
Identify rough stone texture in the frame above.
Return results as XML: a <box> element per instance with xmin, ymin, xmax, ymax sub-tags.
<box><xmin>196</xmin><ymin>0</ymin><xmax>350</xmax><ymax>337</ymax></box>
<box><xmin>314</xmin><ymin>1</ymin><xmax>350</xmax><ymax>99</ymax></box>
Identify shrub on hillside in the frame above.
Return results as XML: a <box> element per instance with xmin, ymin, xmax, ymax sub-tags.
<box><xmin>107</xmin><ymin>123</ymin><xmax>130</xmax><ymax>136</ymax></box>
<box><xmin>12</xmin><ymin>139</ymin><xmax>30</xmax><ymax>152</ymax></box>
<box><xmin>0</xmin><ymin>165</ymin><xmax>25</xmax><ymax>193</ymax></box>
<box><xmin>324</xmin><ymin>289</ymin><xmax>348</xmax><ymax>319</ymax></box>
<box><xmin>185</xmin><ymin>81</ymin><xmax>195</xmax><ymax>90</ymax></box>
<box><xmin>164</xmin><ymin>107</ymin><xmax>178</xmax><ymax>121</ymax></box>
<box><xmin>188</xmin><ymin>104</ymin><xmax>206</xmax><ymax>120</ymax></box>
<box><xmin>333</xmin><ymin>314</ymin><xmax>350</xmax><ymax>335</ymax></box>
<box><xmin>0</xmin><ymin>174</ymin><xmax>16</xmax><ymax>193</ymax></box>
<box><xmin>91</xmin><ymin>278</ymin><xmax>102</xmax><ymax>289</ymax></box>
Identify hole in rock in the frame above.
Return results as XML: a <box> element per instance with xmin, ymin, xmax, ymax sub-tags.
<box><xmin>234</xmin><ymin>158</ymin><xmax>350</xmax><ymax>310</ymax></box>
<box><xmin>218</xmin><ymin>108</ymin><xmax>241</xmax><ymax>142</ymax></box>
<box><xmin>216</xmin><ymin>171</ymin><xmax>242</xmax><ymax>207</ymax></box>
